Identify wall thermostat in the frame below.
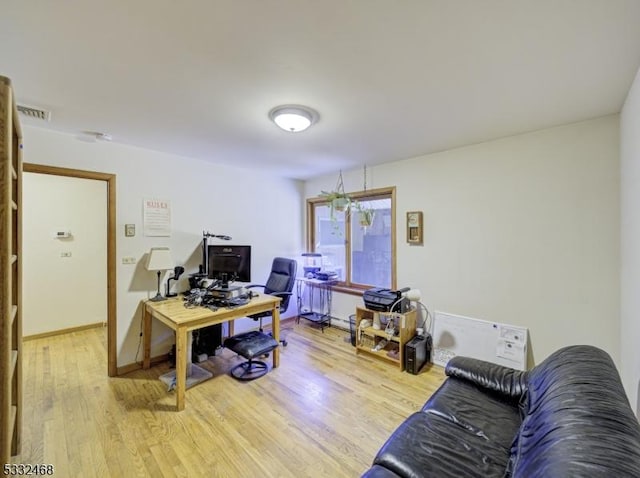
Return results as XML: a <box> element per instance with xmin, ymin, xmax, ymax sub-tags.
<box><xmin>54</xmin><ymin>230</ymin><xmax>71</xmax><ymax>238</ymax></box>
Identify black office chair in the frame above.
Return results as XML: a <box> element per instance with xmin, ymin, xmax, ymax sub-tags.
<box><xmin>223</xmin><ymin>257</ymin><xmax>297</xmax><ymax>380</ymax></box>
<box><xmin>246</xmin><ymin>257</ymin><xmax>297</xmax><ymax>347</ymax></box>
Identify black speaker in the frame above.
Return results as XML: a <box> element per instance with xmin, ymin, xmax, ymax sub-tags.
<box><xmin>405</xmin><ymin>333</ymin><xmax>432</xmax><ymax>374</ymax></box>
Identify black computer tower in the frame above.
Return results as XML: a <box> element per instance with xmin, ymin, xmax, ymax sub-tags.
<box><xmin>192</xmin><ymin>324</ymin><xmax>223</xmax><ymax>361</ymax></box>
<box><xmin>405</xmin><ymin>334</ymin><xmax>432</xmax><ymax>374</ymax></box>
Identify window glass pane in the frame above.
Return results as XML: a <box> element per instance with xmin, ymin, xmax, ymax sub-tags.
<box><xmin>314</xmin><ymin>204</ymin><xmax>346</xmax><ymax>280</ymax></box>
<box><xmin>350</xmin><ymin>198</ymin><xmax>392</xmax><ymax>288</ymax></box>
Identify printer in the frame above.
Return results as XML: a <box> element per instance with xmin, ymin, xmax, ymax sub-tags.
<box><xmin>363</xmin><ymin>287</ymin><xmax>410</xmax><ymax>313</ymax></box>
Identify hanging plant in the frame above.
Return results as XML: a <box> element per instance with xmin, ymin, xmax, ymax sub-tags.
<box><xmin>332</xmin><ymin>195</ymin><xmax>350</xmax><ymax>212</ymax></box>
<box><xmin>318</xmin><ymin>167</ymin><xmax>375</xmax><ymax>232</ymax></box>
<box><xmin>355</xmin><ymin>164</ymin><xmax>375</xmax><ymax>227</ymax></box>
<box><xmin>319</xmin><ymin>190</ymin><xmax>351</xmax><ymax>213</ymax></box>
<box><xmin>356</xmin><ymin>203</ymin><xmax>375</xmax><ymax>227</ymax></box>
<box><xmin>320</xmin><ymin>170</ymin><xmax>353</xmax><ymax>219</ymax></box>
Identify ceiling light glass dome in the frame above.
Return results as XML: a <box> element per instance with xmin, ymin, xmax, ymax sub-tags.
<box><xmin>269</xmin><ymin>105</ymin><xmax>318</xmax><ymax>132</ymax></box>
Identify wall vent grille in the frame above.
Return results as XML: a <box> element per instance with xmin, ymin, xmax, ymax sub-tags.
<box><xmin>17</xmin><ymin>104</ymin><xmax>51</xmax><ymax>122</ymax></box>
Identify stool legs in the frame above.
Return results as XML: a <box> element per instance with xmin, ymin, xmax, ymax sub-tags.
<box><xmin>229</xmin><ymin>359</ymin><xmax>269</xmax><ymax>381</ymax></box>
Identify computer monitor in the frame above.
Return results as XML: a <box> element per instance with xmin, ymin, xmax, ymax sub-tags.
<box><xmin>207</xmin><ymin>245</ymin><xmax>251</xmax><ymax>286</ymax></box>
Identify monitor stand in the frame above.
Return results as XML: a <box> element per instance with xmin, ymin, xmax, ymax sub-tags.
<box><xmin>159</xmin><ymin>332</ymin><xmax>213</xmax><ymax>391</ymax></box>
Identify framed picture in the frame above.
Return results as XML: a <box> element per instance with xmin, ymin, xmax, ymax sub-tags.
<box><xmin>406</xmin><ymin>211</ymin><xmax>423</xmax><ymax>244</ymax></box>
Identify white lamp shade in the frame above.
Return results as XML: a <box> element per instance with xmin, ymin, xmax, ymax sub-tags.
<box><xmin>146</xmin><ymin>247</ymin><xmax>174</xmax><ymax>271</ymax></box>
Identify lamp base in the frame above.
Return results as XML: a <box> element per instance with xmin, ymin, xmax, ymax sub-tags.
<box><xmin>150</xmin><ymin>293</ymin><xmax>166</xmax><ymax>302</ymax></box>
<box><xmin>150</xmin><ymin>271</ymin><xmax>165</xmax><ymax>301</ymax></box>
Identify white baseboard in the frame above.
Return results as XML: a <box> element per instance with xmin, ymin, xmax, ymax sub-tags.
<box><xmin>330</xmin><ymin>316</ymin><xmax>350</xmax><ymax>331</ymax></box>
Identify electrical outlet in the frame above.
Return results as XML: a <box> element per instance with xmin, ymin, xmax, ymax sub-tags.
<box><xmin>122</xmin><ymin>256</ymin><xmax>136</xmax><ymax>264</ymax></box>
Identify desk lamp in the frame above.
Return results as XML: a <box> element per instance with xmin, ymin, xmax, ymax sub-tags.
<box><xmin>390</xmin><ymin>288</ymin><xmax>432</xmax><ymax>335</ymax></box>
<box><xmin>146</xmin><ymin>247</ymin><xmax>174</xmax><ymax>301</ymax></box>
<box><xmin>166</xmin><ymin>266</ymin><xmax>185</xmax><ymax>298</ymax></box>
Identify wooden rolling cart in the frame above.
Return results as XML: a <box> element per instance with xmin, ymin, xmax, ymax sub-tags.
<box><xmin>354</xmin><ymin>306</ymin><xmax>416</xmax><ymax>371</ymax></box>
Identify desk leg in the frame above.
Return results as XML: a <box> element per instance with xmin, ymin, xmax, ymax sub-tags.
<box><xmin>295</xmin><ymin>280</ymin><xmax>303</xmax><ymax>324</ymax></box>
<box><xmin>272</xmin><ymin>305</ymin><xmax>280</xmax><ymax>368</ymax></box>
<box><xmin>143</xmin><ymin>306</ymin><xmax>152</xmax><ymax>369</ymax></box>
<box><xmin>175</xmin><ymin>327</ymin><xmax>187</xmax><ymax>411</ymax></box>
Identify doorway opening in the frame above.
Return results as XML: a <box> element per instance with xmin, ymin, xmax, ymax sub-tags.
<box><xmin>23</xmin><ymin>163</ymin><xmax>117</xmax><ymax>376</ymax></box>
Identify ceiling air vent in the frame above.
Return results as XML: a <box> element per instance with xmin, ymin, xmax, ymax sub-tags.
<box><xmin>17</xmin><ymin>104</ymin><xmax>51</xmax><ymax>122</ymax></box>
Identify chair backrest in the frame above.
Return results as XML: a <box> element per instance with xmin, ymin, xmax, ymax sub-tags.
<box><xmin>264</xmin><ymin>257</ymin><xmax>297</xmax><ymax>311</ymax></box>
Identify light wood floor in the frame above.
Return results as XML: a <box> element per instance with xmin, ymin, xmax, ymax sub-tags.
<box><xmin>14</xmin><ymin>321</ymin><xmax>446</xmax><ymax>477</ymax></box>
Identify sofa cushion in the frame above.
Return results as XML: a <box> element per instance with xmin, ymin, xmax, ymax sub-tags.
<box><xmin>423</xmin><ymin>378</ymin><xmax>522</xmax><ymax>451</ymax></box>
<box><xmin>372</xmin><ymin>412</ymin><xmax>510</xmax><ymax>478</ymax></box>
<box><xmin>370</xmin><ymin>378</ymin><xmax>521</xmax><ymax>477</ymax></box>
<box><xmin>445</xmin><ymin>356</ymin><xmax>527</xmax><ymax>404</ymax></box>
<box><xmin>509</xmin><ymin>345</ymin><xmax>640</xmax><ymax>477</ymax></box>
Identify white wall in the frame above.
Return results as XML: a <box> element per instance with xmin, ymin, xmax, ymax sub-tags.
<box><xmin>621</xmin><ymin>65</ymin><xmax>640</xmax><ymax>414</ymax></box>
<box><xmin>21</xmin><ymin>111</ymin><xmax>625</xmax><ymax>384</ymax></box>
<box><xmin>23</xmin><ymin>173</ymin><xmax>107</xmax><ymax>336</ymax></box>
<box><xmin>306</xmin><ymin>116</ymin><xmax>620</xmax><ymax>367</ymax></box>
<box><xmin>22</xmin><ymin>126</ymin><xmax>304</xmax><ymax>367</ymax></box>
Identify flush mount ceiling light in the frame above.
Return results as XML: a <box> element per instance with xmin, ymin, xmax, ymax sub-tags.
<box><xmin>269</xmin><ymin>105</ymin><xmax>318</xmax><ymax>132</ymax></box>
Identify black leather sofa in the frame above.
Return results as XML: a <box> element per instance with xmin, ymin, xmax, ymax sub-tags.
<box><xmin>362</xmin><ymin>345</ymin><xmax>640</xmax><ymax>477</ymax></box>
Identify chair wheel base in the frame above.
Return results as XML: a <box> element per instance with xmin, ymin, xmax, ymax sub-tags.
<box><xmin>229</xmin><ymin>360</ymin><xmax>269</xmax><ymax>381</ymax></box>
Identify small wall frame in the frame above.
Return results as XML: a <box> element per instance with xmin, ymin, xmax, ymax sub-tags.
<box><xmin>406</xmin><ymin>211</ymin><xmax>423</xmax><ymax>244</ymax></box>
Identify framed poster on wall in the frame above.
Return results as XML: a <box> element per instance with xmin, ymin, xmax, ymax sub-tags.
<box><xmin>144</xmin><ymin>198</ymin><xmax>171</xmax><ymax>236</ymax></box>
<box><xmin>406</xmin><ymin>211</ymin><xmax>423</xmax><ymax>244</ymax></box>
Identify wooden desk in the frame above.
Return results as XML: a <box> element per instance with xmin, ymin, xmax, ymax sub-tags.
<box><xmin>142</xmin><ymin>294</ymin><xmax>282</xmax><ymax>411</ymax></box>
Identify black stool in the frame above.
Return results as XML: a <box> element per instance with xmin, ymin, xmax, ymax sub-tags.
<box><xmin>223</xmin><ymin>330</ymin><xmax>279</xmax><ymax>381</ymax></box>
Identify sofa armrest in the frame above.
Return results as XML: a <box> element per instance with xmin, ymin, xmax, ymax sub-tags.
<box><xmin>445</xmin><ymin>356</ymin><xmax>527</xmax><ymax>402</ymax></box>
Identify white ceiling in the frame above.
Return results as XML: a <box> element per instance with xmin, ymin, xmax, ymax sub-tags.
<box><xmin>2</xmin><ymin>1</ymin><xmax>640</xmax><ymax>180</ymax></box>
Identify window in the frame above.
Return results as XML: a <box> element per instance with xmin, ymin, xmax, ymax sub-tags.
<box><xmin>307</xmin><ymin>187</ymin><xmax>396</xmax><ymax>293</ymax></box>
